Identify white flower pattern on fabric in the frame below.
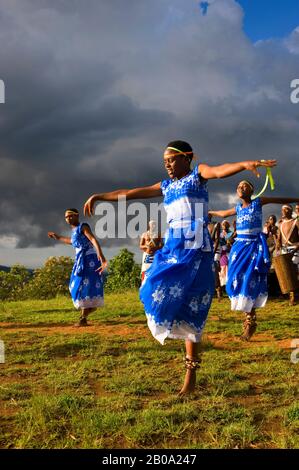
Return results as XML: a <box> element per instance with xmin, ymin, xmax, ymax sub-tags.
<box><xmin>83</xmin><ymin>278</ymin><xmax>89</xmax><ymax>286</ymax></box>
<box><xmin>202</xmin><ymin>292</ymin><xmax>211</xmax><ymax>306</ymax></box>
<box><xmin>189</xmin><ymin>298</ymin><xmax>199</xmax><ymax>313</ymax></box>
<box><xmin>166</xmin><ymin>256</ymin><xmax>178</xmax><ymax>264</ymax></box>
<box><xmin>169</xmin><ymin>284</ymin><xmax>183</xmax><ymax>299</ymax></box>
<box><xmin>89</xmin><ymin>261</ymin><xmax>95</xmax><ymax>268</ymax></box>
<box><xmin>152</xmin><ymin>288</ymin><xmax>165</xmax><ymax>304</ymax></box>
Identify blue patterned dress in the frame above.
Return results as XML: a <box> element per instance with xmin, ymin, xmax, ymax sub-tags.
<box><xmin>69</xmin><ymin>223</ymin><xmax>104</xmax><ymax>309</ymax></box>
<box><xmin>139</xmin><ymin>166</ymin><xmax>215</xmax><ymax>345</ymax></box>
<box><xmin>226</xmin><ymin>198</ymin><xmax>271</xmax><ymax>311</ymax></box>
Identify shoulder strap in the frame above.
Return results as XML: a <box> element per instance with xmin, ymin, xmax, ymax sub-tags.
<box><xmin>281</xmin><ymin>219</ymin><xmax>297</xmax><ymax>245</ymax></box>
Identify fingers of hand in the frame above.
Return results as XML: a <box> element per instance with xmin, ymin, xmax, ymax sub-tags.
<box><xmin>260</xmin><ymin>159</ymin><xmax>277</xmax><ymax>167</ymax></box>
<box><xmin>96</xmin><ymin>262</ymin><xmax>107</xmax><ymax>273</ymax></box>
<box><xmin>84</xmin><ymin>201</ymin><xmax>91</xmax><ymax>217</ymax></box>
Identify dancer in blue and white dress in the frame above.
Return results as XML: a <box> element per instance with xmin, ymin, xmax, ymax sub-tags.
<box><xmin>48</xmin><ymin>208</ymin><xmax>107</xmax><ymax>326</ymax></box>
<box><xmin>210</xmin><ymin>181</ymin><xmax>299</xmax><ymax>341</ymax></box>
<box><xmin>140</xmin><ymin>166</ymin><xmax>215</xmax><ymax>345</ymax></box>
<box><xmin>84</xmin><ymin>141</ymin><xmax>276</xmax><ymax>394</ymax></box>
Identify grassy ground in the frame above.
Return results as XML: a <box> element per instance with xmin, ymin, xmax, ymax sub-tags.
<box><xmin>0</xmin><ymin>291</ymin><xmax>298</xmax><ymax>449</ymax></box>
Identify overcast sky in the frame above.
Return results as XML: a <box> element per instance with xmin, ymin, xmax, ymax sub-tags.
<box><xmin>0</xmin><ymin>0</ymin><xmax>298</xmax><ymax>268</ymax></box>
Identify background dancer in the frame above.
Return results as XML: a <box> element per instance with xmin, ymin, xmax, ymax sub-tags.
<box><xmin>48</xmin><ymin>209</ymin><xmax>107</xmax><ymax>326</ymax></box>
<box><xmin>210</xmin><ymin>182</ymin><xmax>299</xmax><ymax>341</ymax></box>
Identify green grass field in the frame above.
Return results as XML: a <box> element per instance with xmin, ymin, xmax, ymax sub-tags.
<box><xmin>0</xmin><ymin>291</ymin><xmax>298</xmax><ymax>449</ymax></box>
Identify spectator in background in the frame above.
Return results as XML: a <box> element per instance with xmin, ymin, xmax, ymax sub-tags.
<box><xmin>139</xmin><ymin>220</ymin><xmax>163</xmax><ymax>284</ymax></box>
<box><xmin>219</xmin><ymin>220</ymin><xmax>233</xmax><ymax>291</ymax></box>
<box><xmin>208</xmin><ymin>215</ymin><xmax>221</xmax><ymax>300</ymax></box>
<box><xmin>277</xmin><ymin>205</ymin><xmax>299</xmax><ymax>305</ymax></box>
<box><xmin>263</xmin><ymin>215</ymin><xmax>279</xmax><ymax>257</ymax></box>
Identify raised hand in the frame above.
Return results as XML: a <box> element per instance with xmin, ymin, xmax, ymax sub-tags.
<box><xmin>84</xmin><ymin>194</ymin><xmax>98</xmax><ymax>217</ymax></box>
<box><xmin>48</xmin><ymin>232</ymin><xmax>60</xmax><ymax>240</ymax></box>
<box><xmin>245</xmin><ymin>159</ymin><xmax>277</xmax><ymax>178</ymax></box>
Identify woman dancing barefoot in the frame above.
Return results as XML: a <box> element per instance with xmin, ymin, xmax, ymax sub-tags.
<box><xmin>84</xmin><ymin>141</ymin><xmax>275</xmax><ymax>395</ymax></box>
<box><xmin>210</xmin><ymin>182</ymin><xmax>299</xmax><ymax>341</ymax></box>
<box><xmin>48</xmin><ymin>208</ymin><xmax>107</xmax><ymax>326</ymax></box>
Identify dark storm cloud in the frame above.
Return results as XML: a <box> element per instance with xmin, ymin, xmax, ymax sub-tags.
<box><xmin>0</xmin><ymin>0</ymin><xmax>298</xmax><ymax>259</ymax></box>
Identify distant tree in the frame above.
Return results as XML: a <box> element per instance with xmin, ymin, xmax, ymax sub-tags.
<box><xmin>105</xmin><ymin>248</ymin><xmax>141</xmax><ymax>292</ymax></box>
<box><xmin>10</xmin><ymin>264</ymin><xmax>32</xmax><ymax>283</ymax></box>
<box><xmin>0</xmin><ymin>264</ymin><xmax>32</xmax><ymax>300</ymax></box>
<box><xmin>22</xmin><ymin>256</ymin><xmax>73</xmax><ymax>299</ymax></box>
<box><xmin>0</xmin><ymin>250</ymin><xmax>141</xmax><ymax>301</ymax></box>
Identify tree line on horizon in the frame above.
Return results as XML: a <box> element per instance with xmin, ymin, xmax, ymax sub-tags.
<box><xmin>0</xmin><ymin>249</ymin><xmax>141</xmax><ymax>301</ymax></box>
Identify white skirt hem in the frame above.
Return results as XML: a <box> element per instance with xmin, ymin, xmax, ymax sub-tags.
<box><xmin>230</xmin><ymin>293</ymin><xmax>268</xmax><ymax>312</ymax></box>
<box><xmin>73</xmin><ymin>296</ymin><xmax>104</xmax><ymax>309</ymax></box>
<box><xmin>146</xmin><ymin>315</ymin><xmax>204</xmax><ymax>345</ymax></box>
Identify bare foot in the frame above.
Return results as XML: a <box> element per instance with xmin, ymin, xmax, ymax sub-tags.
<box><xmin>75</xmin><ymin>317</ymin><xmax>89</xmax><ymax>327</ymax></box>
<box><xmin>178</xmin><ymin>369</ymin><xmax>196</xmax><ymax>396</ymax></box>
<box><xmin>240</xmin><ymin>324</ymin><xmax>257</xmax><ymax>341</ymax></box>
<box><xmin>289</xmin><ymin>292</ymin><xmax>296</xmax><ymax>306</ymax></box>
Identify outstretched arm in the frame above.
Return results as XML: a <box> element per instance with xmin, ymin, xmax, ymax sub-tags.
<box><xmin>48</xmin><ymin>232</ymin><xmax>72</xmax><ymax>245</ymax></box>
<box><xmin>209</xmin><ymin>208</ymin><xmax>237</xmax><ymax>219</ymax></box>
<box><xmin>199</xmin><ymin>159</ymin><xmax>276</xmax><ymax>180</ymax></box>
<box><xmin>84</xmin><ymin>182</ymin><xmax>162</xmax><ymax>216</ymax></box>
<box><xmin>81</xmin><ymin>225</ymin><xmax>108</xmax><ymax>273</ymax></box>
<box><xmin>260</xmin><ymin>197</ymin><xmax>299</xmax><ymax>206</ymax></box>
